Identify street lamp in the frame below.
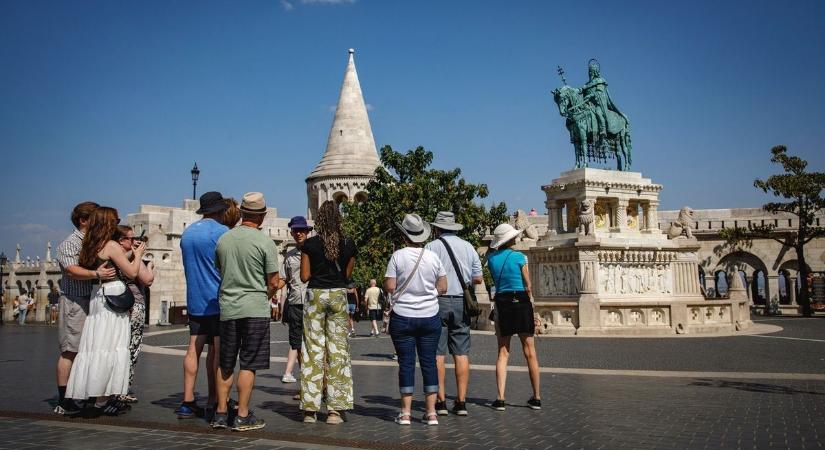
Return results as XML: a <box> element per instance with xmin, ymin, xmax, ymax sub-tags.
<box><xmin>0</xmin><ymin>252</ymin><xmax>6</xmax><ymax>325</ymax></box>
<box><xmin>191</xmin><ymin>162</ymin><xmax>200</xmax><ymax>200</ymax></box>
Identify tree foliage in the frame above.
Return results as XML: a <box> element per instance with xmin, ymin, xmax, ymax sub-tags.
<box><xmin>719</xmin><ymin>146</ymin><xmax>825</xmax><ymax>316</ymax></box>
<box><xmin>341</xmin><ymin>145</ymin><xmax>509</xmax><ymax>285</ymax></box>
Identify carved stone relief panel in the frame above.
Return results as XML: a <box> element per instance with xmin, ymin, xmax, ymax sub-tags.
<box><xmin>594</xmin><ymin>200</ymin><xmax>609</xmax><ymax>229</ymax></box>
<box><xmin>598</xmin><ymin>264</ymin><xmax>673</xmax><ymax>295</ymax></box>
<box><xmin>537</xmin><ymin>263</ymin><xmax>581</xmax><ymax>296</ymax></box>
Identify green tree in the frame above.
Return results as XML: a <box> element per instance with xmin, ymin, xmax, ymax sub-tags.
<box><xmin>342</xmin><ymin>145</ymin><xmax>509</xmax><ymax>285</ymax></box>
<box><xmin>719</xmin><ymin>146</ymin><xmax>825</xmax><ymax>316</ymax></box>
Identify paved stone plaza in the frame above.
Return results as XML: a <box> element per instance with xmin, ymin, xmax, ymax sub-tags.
<box><xmin>0</xmin><ymin>317</ymin><xmax>823</xmax><ymax>449</ymax></box>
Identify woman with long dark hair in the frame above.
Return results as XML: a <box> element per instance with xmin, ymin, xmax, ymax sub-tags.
<box><xmin>299</xmin><ymin>200</ymin><xmax>357</xmax><ymax>424</ymax></box>
<box><xmin>66</xmin><ymin>207</ymin><xmax>145</xmax><ymax>416</ymax></box>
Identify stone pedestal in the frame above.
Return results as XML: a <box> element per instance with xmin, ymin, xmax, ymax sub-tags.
<box><xmin>528</xmin><ymin>168</ymin><xmax>752</xmax><ymax>336</ymax></box>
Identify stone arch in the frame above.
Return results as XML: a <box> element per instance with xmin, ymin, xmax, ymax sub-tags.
<box><xmin>751</xmin><ymin>269</ymin><xmax>767</xmax><ymax>305</ymax></box>
<box><xmin>714</xmin><ymin>270</ymin><xmax>728</xmax><ymax>297</ymax></box>
<box><xmin>714</xmin><ymin>251</ymin><xmax>770</xmax><ymax>302</ymax></box>
<box><xmin>353</xmin><ymin>191</ymin><xmax>368</xmax><ymax>204</ymax></box>
<box><xmin>332</xmin><ymin>191</ymin><xmax>349</xmax><ymax>205</ymax></box>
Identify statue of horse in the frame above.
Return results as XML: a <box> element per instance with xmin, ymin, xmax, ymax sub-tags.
<box><xmin>552</xmin><ymin>85</ymin><xmax>632</xmax><ymax>171</ymax></box>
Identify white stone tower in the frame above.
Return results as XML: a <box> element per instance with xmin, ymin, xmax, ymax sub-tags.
<box><xmin>306</xmin><ymin>49</ymin><xmax>381</xmax><ymax>219</ymax></box>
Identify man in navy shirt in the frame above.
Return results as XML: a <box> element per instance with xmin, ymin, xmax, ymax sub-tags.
<box><xmin>176</xmin><ymin>191</ymin><xmax>229</xmax><ymax>419</ymax></box>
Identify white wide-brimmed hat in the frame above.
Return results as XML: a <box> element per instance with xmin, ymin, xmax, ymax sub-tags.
<box><xmin>430</xmin><ymin>211</ymin><xmax>464</xmax><ymax>231</ymax></box>
<box><xmin>489</xmin><ymin>223</ymin><xmax>522</xmax><ymax>249</ymax></box>
<box><xmin>396</xmin><ymin>213</ymin><xmax>431</xmax><ymax>243</ymax></box>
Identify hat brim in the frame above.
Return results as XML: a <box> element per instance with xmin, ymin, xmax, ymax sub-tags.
<box><xmin>289</xmin><ymin>226</ymin><xmax>313</xmax><ymax>231</ymax></box>
<box><xmin>239</xmin><ymin>207</ymin><xmax>268</xmax><ymax>215</ymax></box>
<box><xmin>490</xmin><ymin>229</ymin><xmax>523</xmax><ymax>249</ymax></box>
<box><xmin>395</xmin><ymin>221</ymin><xmax>431</xmax><ymax>243</ymax></box>
<box><xmin>196</xmin><ymin>203</ymin><xmax>229</xmax><ymax>215</ymax></box>
<box><xmin>431</xmin><ymin>222</ymin><xmax>464</xmax><ymax>231</ymax></box>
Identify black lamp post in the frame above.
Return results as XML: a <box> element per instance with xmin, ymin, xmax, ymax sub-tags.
<box><xmin>191</xmin><ymin>163</ymin><xmax>200</xmax><ymax>200</ymax></box>
<box><xmin>0</xmin><ymin>252</ymin><xmax>7</xmax><ymax>325</ymax></box>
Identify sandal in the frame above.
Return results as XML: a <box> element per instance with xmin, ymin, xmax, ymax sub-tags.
<box><xmin>395</xmin><ymin>411</ymin><xmax>411</xmax><ymax>425</ymax></box>
<box><xmin>119</xmin><ymin>393</ymin><xmax>138</xmax><ymax>403</ymax></box>
<box><xmin>422</xmin><ymin>411</ymin><xmax>438</xmax><ymax>426</ymax></box>
<box><xmin>326</xmin><ymin>410</ymin><xmax>343</xmax><ymax>425</ymax></box>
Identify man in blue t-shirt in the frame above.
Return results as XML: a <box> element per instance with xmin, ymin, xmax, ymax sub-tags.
<box><xmin>176</xmin><ymin>191</ymin><xmax>229</xmax><ymax>419</ymax></box>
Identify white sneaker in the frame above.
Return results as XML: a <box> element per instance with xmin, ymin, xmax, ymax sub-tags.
<box><xmin>281</xmin><ymin>373</ymin><xmax>297</xmax><ymax>383</ymax></box>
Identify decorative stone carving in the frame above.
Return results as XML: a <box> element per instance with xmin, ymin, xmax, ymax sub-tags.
<box><xmin>538</xmin><ymin>263</ymin><xmax>581</xmax><ymax>296</ymax></box>
<box><xmin>577</xmin><ymin>199</ymin><xmax>595</xmax><ymax>236</ymax></box>
<box><xmin>594</xmin><ymin>201</ymin><xmax>609</xmax><ymax>229</ymax></box>
<box><xmin>667</xmin><ymin>206</ymin><xmax>694</xmax><ymax>239</ymax></box>
<box><xmin>598</xmin><ymin>264</ymin><xmax>672</xmax><ymax>295</ymax></box>
<box><xmin>511</xmin><ymin>209</ymin><xmax>539</xmax><ymax>242</ymax></box>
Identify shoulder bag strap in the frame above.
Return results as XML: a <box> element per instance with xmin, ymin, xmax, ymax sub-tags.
<box><xmin>494</xmin><ymin>250</ymin><xmax>514</xmax><ymax>289</ymax></box>
<box><xmin>438</xmin><ymin>237</ymin><xmax>468</xmax><ymax>292</ymax></box>
<box><xmin>392</xmin><ymin>248</ymin><xmax>425</xmax><ymax>305</ymax></box>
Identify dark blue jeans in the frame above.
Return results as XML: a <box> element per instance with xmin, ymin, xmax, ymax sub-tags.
<box><xmin>389</xmin><ymin>312</ymin><xmax>441</xmax><ymax>394</ymax></box>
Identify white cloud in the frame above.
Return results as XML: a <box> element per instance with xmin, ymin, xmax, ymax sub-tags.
<box><xmin>280</xmin><ymin>0</ymin><xmax>295</xmax><ymax>10</ymax></box>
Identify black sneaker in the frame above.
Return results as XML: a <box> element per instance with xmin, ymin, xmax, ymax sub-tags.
<box><xmin>452</xmin><ymin>401</ymin><xmax>468</xmax><ymax>416</ymax></box>
<box><xmin>54</xmin><ymin>399</ymin><xmax>83</xmax><ymax>417</ymax></box>
<box><xmin>232</xmin><ymin>410</ymin><xmax>266</xmax><ymax>432</ymax></box>
<box><xmin>211</xmin><ymin>412</ymin><xmax>229</xmax><ymax>429</ymax></box>
<box><xmin>491</xmin><ymin>399</ymin><xmax>506</xmax><ymax>411</ymax></box>
<box><xmin>527</xmin><ymin>397</ymin><xmax>542</xmax><ymax>410</ymax></box>
<box><xmin>435</xmin><ymin>400</ymin><xmax>448</xmax><ymax>416</ymax></box>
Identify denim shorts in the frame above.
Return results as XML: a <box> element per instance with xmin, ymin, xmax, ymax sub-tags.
<box><xmin>436</xmin><ymin>295</ymin><xmax>471</xmax><ymax>356</ymax></box>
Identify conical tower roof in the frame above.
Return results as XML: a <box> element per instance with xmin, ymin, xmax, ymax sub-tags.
<box><xmin>308</xmin><ymin>49</ymin><xmax>381</xmax><ymax>180</ymax></box>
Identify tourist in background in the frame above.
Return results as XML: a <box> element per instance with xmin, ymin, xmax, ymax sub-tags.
<box><xmin>17</xmin><ymin>290</ymin><xmax>32</xmax><ymax>325</ymax></box>
<box><xmin>346</xmin><ymin>283</ymin><xmax>360</xmax><ymax>337</ymax></box>
<box><xmin>425</xmin><ymin>211</ymin><xmax>482</xmax><ymax>417</ymax></box>
<box><xmin>385</xmin><ymin>213</ymin><xmax>447</xmax><ymax>426</ymax></box>
<box><xmin>48</xmin><ymin>287</ymin><xmax>60</xmax><ymax>324</ymax></box>
<box><xmin>114</xmin><ymin>225</ymin><xmax>154</xmax><ymax>403</ymax></box>
<box><xmin>299</xmin><ymin>200</ymin><xmax>357</xmax><ymax>424</ymax></box>
<box><xmin>178</xmin><ymin>191</ymin><xmax>229</xmax><ymax>419</ymax></box>
<box><xmin>486</xmin><ymin>223</ymin><xmax>541</xmax><ymax>412</ymax></box>
<box><xmin>364</xmin><ymin>279</ymin><xmax>382</xmax><ymax>337</ymax></box>
<box><xmin>213</xmin><ymin>192</ymin><xmax>280</xmax><ymax>431</ymax></box>
<box><xmin>66</xmin><ymin>206</ymin><xmax>146</xmax><ymax>416</ymax></box>
<box><xmin>54</xmin><ymin>201</ymin><xmax>115</xmax><ymax>417</ymax></box>
<box><xmin>281</xmin><ymin>216</ymin><xmax>312</xmax><ymax>385</ymax></box>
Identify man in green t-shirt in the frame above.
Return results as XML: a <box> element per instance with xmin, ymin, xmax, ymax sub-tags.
<box><xmin>212</xmin><ymin>192</ymin><xmax>280</xmax><ymax>432</ymax></box>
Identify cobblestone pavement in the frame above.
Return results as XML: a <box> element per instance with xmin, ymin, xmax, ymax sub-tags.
<box><xmin>1</xmin><ymin>316</ymin><xmax>823</xmax><ymax>449</ymax></box>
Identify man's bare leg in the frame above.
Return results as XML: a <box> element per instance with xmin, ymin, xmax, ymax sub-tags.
<box><xmin>454</xmin><ymin>354</ymin><xmax>469</xmax><ymax>401</ymax></box>
<box><xmin>436</xmin><ymin>355</ymin><xmax>447</xmax><ymax>402</ymax></box>
<box><xmin>183</xmin><ymin>335</ymin><xmax>207</xmax><ymax>403</ymax></box>
<box><xmin>215</xmin><ymin>367</ymin><xmax>234</xmax><ymax>414</ymax></box>
<box><xmin>205</xmin><ymin>336</ymin><xmax>218</xmax><ymax>405</ymax></box>
<box><xmin>284</xmin><ymin>348</ymin><xmax>299</xmax><ymax>377</ymax></box>
<box><xmin>236</xmin><ymin>369</ymin><xmax>256</xmax><ymax>418</ymax></box>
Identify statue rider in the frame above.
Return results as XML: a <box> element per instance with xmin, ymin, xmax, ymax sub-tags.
<box><xmin>581</xmin><ymin>59</ymin><xmax>627</xmax><ymax>143</ymax></box>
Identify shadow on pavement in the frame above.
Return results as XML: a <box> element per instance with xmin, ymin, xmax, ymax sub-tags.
<box><xmin>690</xmin><ymin>378</ymin><xmax>825</xmax><ymax>395</ymax></box>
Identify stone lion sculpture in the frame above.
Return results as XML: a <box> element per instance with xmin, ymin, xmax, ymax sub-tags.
<box><xmin>577</xmin><ymin>199</ymin><xmax>595</xmax><ymax>236</ymax></box>
<box><xmin>667</xmin><ymin>206</ymin><xmax>694</xmax><ymax>239</ymax></box>
<box><xmin>511</xmin><ymin>209</ymin><xmax>539</xmax><ymax>242</ymax></box>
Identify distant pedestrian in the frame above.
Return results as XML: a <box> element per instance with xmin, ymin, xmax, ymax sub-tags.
<box><xmin>346</xmin><ymin>284</ymin><xmax>360</xmax><ymax>337</ymax></box>
<box><xmin>54</xmin><ymin>201</ymin><xmax>114</xmax><ymax>417</ymax></box>
<box><xmin>487</xmin><ymin>223</ymin><xmax>541</xmax><ymax>412</ymax></box>
<box><xmin>114</xmin><ymin>225</ymin><xmax>154</xmax><ymax>403</ymax></box>
<box><xmin>529</xmin><ymin>208</ymin><xmax>538</xmax><ymax>216</ymax></box>
<box><xmin>178</xmin><ymin>191</ymin><xmax>229</xmax><ymax>419</ymax></box>
<box><xmin>67</xmin><ymin>206</ymin><xmax>146</xmax><ymax>416</ymax></box>
<box><xmin>48</xmin><ymin>287</ymin><xmax>60</xmax><ymax>324</ymax></box>
<box><xmin>385</xmin><ymin>213</ymin><xmax>447</xmax><ymax>426</ymax></box>
<box><xmin>425</xmin><ymin>211</ymin><xmax>482</xmax><ymax>417</ymax></box>
<box><xmin>17</xmin><ymin>291</ymin><xmax>32</xmax><ymax>325</ymax></box>
<box><xmin>364</xmin><ymin>280</ymin><xmax>382</xmax><ymax>337</ymax></box>
<box><xmin>281</xmin><ymin>216</ymin><xmax>312</xmax><ymax>385</ymax></box>
<box><xmin>213</xmin><ymin>192</ymin><xmax>280</xmax><ymax>432</ymax></box>
<box><xmin>299</xmin><ymin>200</ymin><xmax>357</xmax><ymax>424</ymax></box>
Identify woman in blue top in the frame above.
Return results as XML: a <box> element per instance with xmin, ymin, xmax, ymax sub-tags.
<box><xmin>486</xmin><ymin>223</ymin><xmax>541</xmax><ymax>412</ymax></box>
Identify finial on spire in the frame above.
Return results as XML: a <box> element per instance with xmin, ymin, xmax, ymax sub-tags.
<box><xmin>348</xmin><ymin>48</ymin><xmax>355</xmax><ymax>55</ymax></box>
<box><xmin>557</xmin><ymin>66</ymin><xmax>567</xmax><ymax>85</ymax></box>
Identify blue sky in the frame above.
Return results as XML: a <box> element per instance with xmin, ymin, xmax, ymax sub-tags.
<box><xmin>1</xmin><ymin>0</ymin><xmax>824</xmax><ymax>259</ymax></box>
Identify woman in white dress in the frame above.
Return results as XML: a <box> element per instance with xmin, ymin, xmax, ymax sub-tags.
<box><xmin>66</xmin><ymin>207</ymin><xmax>146</xmax><ymax>416</ymax></box>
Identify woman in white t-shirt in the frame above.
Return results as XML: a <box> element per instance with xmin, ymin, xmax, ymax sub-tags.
<box><xmin>384</xmin><ymin>214</ymin><xmax>447</xmax><ymax>426</ymax></box>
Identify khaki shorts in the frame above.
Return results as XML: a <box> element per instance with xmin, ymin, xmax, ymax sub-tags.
<box><xmin>58</xmin><ymin>294</ymin><xmax>90</xmax><ymax>353</ymax></box>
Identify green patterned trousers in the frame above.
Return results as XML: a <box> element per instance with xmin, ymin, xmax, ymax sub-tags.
<box><xmin>300</xmin><ymin>288</ymin><xmax>353</xmax><ymax>411</ymax></box>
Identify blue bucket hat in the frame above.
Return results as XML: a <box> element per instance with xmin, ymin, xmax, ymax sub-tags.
<box><xmin>288</xmin><ymin>216</ymin><xmax>313</xmax><ymax>231</ymax></box>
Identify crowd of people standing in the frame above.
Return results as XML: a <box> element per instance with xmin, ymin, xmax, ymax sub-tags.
<box><xmin>50</xmin><ymin>193</ymin><xmax>542</xmax><ymax>430</ymax></box>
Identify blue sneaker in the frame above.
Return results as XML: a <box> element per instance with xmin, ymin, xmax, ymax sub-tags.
<box><xmin>175</xmin><ymin>402</ymin><xmax>203</xmax><ymax>419</ymax></box>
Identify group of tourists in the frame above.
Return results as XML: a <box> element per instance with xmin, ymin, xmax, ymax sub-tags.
<box><xmin>51</xmin><ymin>191</ymin><xmax>543</xmax><ymax>430</ymax></box>
<box><xmin>53</xmin><ymin>202</ymin><xmax>154</xmax><ymax>417</ymax></box>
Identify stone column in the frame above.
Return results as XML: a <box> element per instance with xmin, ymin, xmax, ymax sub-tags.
<box><xmin>546</xmin><ymin>201</ymin><xmax>560</xmax><ymax>235</ymax></box>
<box><xmin>644</xmin><ymin>201</ymin><xmax>659</xmax><ymax>231</ymax></box>
<box><xmin>612</xmin><ymin>198</ymin><xmax>628</xmax><ymax>232</ymax></box>
<box><xmin>789</xmin><ymin>278</ymin><xmax>798</xmax><ymax>306</ymax></box>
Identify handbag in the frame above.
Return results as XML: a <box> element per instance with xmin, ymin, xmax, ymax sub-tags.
<box><xmin>438</xmin><ymin>237</ymin><xmax>481</xmax><ymax>317</ymax></box>
<box><xmin>102</xmin><ymin>278</ymin><xmax>135</xmax><ymax>314</ymax></box>
<box><xmin>488</xmin><ymin>250</ymin><xmax>514</xmax><ymax>321</ymax></box>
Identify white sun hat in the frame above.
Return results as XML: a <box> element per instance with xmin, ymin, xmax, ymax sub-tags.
<box><xmin>489</xmin><ymin>223</ymin><xmax>522</xmax><ymax>249</ymax></box>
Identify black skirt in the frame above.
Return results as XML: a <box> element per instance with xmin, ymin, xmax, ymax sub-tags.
<box><xmin>493</xmin><ymin>291</ymin><xmax>535</xmax><ymax>337</ymax></box>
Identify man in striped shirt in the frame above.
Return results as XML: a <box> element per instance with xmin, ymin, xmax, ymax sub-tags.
<box><xmin>53</xmin><ymin>201</ymin><xmax>117</xmax><ymax>416</ymax></box>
